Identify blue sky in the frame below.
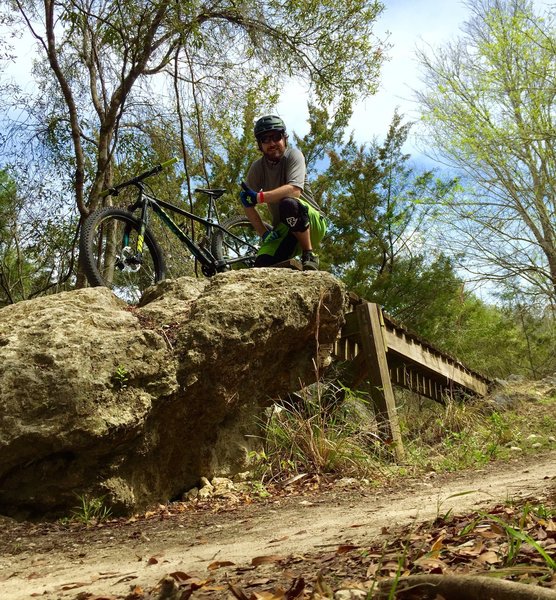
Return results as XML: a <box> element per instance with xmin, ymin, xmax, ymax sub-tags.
<box><xmin>278</xmin><ymin>0</ymin><xmax>554</xmax><ymax>157</ymax></box>
<box><xmin>278</xmin><ymin>0</ymin><xmax>469</xmax><ymax>148</ymax></box>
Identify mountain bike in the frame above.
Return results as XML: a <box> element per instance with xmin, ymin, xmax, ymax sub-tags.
<box><xmin>79</xmin><ymin>158</ymin><xmax>266</xmax><ymax>303</ymax></box>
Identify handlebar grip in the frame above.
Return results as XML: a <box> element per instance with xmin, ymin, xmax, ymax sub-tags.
<box><xmin>160</xmin><ymin>157</ymin><xmax>179</xmax><ymax>169</ymax></box>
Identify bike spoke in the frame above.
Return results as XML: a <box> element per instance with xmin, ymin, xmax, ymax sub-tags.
<box><xmin>212</xmin><ymin>216</ymin><xmax>263</xmax><ymax>270</ymax></box>
<box><xmin>85</xmin><ymin>211</ymin><xmax>162</xmax><ymax>304</ymax></box>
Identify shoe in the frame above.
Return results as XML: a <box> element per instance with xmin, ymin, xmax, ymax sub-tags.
<box><xmin>301</xmin><ymin>250</ymin><xmax>319</xmax><ymax>271</ymax></box>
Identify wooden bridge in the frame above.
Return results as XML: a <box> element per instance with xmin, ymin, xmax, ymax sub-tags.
<box><xmin>333</xmin><ymin>296</ymin><xmax>493</xmax><ymax>461</ymax></box>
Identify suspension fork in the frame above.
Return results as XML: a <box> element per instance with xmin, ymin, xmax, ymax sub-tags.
<box><xmin>126</xmin><ymin>186</ymin><xmax>149</xmax><ymax>257</ymax></box>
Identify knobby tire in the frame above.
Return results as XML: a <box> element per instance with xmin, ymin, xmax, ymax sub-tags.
<box><xmin>79</xmin><ymin>207</ymin><xmax>165</xmax><ymax>304</ymax></box>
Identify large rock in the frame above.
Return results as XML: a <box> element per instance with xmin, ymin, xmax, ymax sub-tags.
<box><xmin>0</xmin><ymin>270</ymin><xmax>346</xmax><ymax>517</ymax></box>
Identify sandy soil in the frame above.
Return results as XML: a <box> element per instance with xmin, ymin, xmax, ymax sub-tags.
<box><xmin>1</xmin><ymin>450</ymin><xmax>555</xmax><ymax>600</ymax></box>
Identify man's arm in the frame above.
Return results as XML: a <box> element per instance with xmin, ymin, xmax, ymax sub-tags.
<box><xmin>241</xmin><ymin>181</ymin><xmax>302</xmax><ymax>209</ymax></box>
<box><xmin>243</xmin><ymin>206</ymin><xmax>269</xmax><ymax>236</ymax></box>
<box><xmin>262</xmin><ymin>184</ymin><xmax>301</xmax><ymax>204</ymax></box>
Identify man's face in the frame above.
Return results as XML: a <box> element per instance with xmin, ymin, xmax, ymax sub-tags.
<box><xmin>259</xmin><ymin>130</ymin><xmax>286</xmax><ymax>162</ymax></box>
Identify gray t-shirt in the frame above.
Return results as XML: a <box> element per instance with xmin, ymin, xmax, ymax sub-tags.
<box><xmin>246</xmin><ymin>146</ymin><xmax>323</xmax><ymax>227</ymax></box>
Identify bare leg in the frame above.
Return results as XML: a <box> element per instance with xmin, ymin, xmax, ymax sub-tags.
<box><xmin>292</xmin><ymin>228</ymin><xmax>312</xmax><ymax>251</ymax></box>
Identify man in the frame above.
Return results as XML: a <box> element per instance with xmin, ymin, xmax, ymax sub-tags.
<box><xmin>239</xmin><ymin>115</ymin><xmax>327</xmax><ymax>271</ymax></box>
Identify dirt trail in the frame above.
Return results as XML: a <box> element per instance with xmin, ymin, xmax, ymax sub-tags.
<box><xmin>1</xmin><ymin>451</ymin><xmax>555</xmax><ymax>600</ymax></box>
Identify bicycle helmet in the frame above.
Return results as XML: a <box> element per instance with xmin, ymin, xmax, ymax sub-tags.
<box><xmin>254</xmin><ymin>115</ymin><xmax>287</xmax><ymax>139</ymax></box>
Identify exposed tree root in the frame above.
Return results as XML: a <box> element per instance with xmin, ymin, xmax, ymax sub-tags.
<box><xmin>375</xmin><ymin>574</ymin><xmax>556</xmax><ymax>599</ymax></box>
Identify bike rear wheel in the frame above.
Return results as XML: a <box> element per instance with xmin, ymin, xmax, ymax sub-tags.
<box><xmin>211</xmin><ymin>215</ymin><xmax>268</xmax><ymax>270</ymax></box>
<box><xmin>80</xmin><ymin>207</ymin><xmax>165</xmax><ymax>303</ymax></box>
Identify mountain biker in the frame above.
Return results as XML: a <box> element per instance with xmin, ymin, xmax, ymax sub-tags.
<box><xmin>239</xmin><ymin>115</ymin><xmax>327</xmax><ymax>271</ymax></box>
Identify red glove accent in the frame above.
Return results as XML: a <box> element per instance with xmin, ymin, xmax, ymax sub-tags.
<box><xmin>258</xmin><ymin>191</ymin><xmax>265</xmax><ymax>203</ymax></box>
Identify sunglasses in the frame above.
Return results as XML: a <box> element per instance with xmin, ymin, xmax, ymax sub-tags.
<box><xmin>259</xmin><ymin>132</ymin><xmax>283</xmax><ymax>144</ymax></box>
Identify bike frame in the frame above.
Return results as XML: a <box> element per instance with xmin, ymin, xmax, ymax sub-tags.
<box><xmin>129</xmin><ymin>183</ymin><xmax>258</xmax><ymax>271</ymax></box>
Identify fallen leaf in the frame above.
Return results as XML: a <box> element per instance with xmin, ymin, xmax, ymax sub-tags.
<box><xmin>208</xmin><ymin>560</ymin><xmax>236</xmax><ymax>570</ymax></box>
<box><xmin>115</xmin><ymin>574</ymin><xmax>138</xmax><ymax>584</ymax></box>
<box><xmin>285</xmin><ymin>576</ymin><xmax>305</xmax><ymax>599</ymax></box>
<box><xmin>57</xmin><ymin>581</ymin><xmax>90</xmax><ymax>590</ymax></box>
<box><xmin>477</xmin><ymin>550</ymin><xmax>501</xmax><ymax>564</ymax></box>
<box><xmin>280</xmin><ymin>473</ymin><xmax>308</xmax><ymax>487</ymax></box>
<box><xmin>228</xmin><ymin>583</ymin><xmax>250</xmax><ymax>600</ymax></box>
<box><xmin>430</xmin><ymin>534</ymin><xmax>445</xmax><ymax>554</ymax></box>
<box><xmin>185</xmin><ymin>577</ymin><xmax>210</xmax><ymax>588</ymax></box>
<box><xmin>336</xmin><ymin>544</ymin><xmax>360</xmax><ymax>554</ymax></box>
<box><xmin>169</xmin><ymin>571</ymin><xmax>192</xmax><ymax>582</ymax></box>
<box><xmin>129</xmin><ymin>586</ymin><xmax>143</xmax><ymax>595</ymax></box>
<box><xmin>252</xmin><ymin>591</ymin><xmax>285</xmax><ymax>600</ymax></box>
<box><xmin>366</xmin><ymin>562</ymin><xmax>379</xmax><ymax>577</ymax></box>
<box><xmin>477</xmin><ymin>529</ymin><xmax>500</xmax><ymax>539</ymax></box>
<box><xmin>414</xmin><ymin>556</ymin><xmax>445</xmax><ymax>571</ymax></box>
<box><xmin>251</xmin><ymin>555</ymin><xmax>284</xmax><ymax>566</ymax></box>
<box><xmin>455</xmin><ymin>539</ymin><xmax>484</xmax><ymax>557</ymax></box>
<box><xmin>314</xmin><ymin>572</ymin><xmax>333</xmax><ymax>597</ymax></box>
<box><xmin>246</xmin><ymin>578</ymin><xmax>273</xmax><ymax>586</ymax></box>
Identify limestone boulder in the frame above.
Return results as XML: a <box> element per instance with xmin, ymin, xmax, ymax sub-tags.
<box><xmin>0</xmin><ymin>269</ymin><xmax>346</xmax><ymax>517</ymax></box>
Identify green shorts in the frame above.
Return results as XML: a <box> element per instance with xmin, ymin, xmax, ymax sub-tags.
<box><xmin>257</xmin><ymin>199</ymin><xmax>327</xmax><ymax>262</ymax></box>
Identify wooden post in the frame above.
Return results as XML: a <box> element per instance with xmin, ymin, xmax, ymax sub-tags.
<box><xmin>356</xmin><ymin>302</ymin><xmax>405</xmax><ymax>461</ymax></box>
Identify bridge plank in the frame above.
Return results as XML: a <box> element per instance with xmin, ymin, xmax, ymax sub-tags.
<box><xmin>384</xmin><ymin>331</ymin><xmax>489</xmax><ymax>396</ymax></box>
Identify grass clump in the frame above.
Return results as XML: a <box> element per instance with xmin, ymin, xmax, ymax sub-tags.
<box><xmin>399</xmin><ymin>385</ymin><xmax>556</xmax><ymax>473</ymax></box>
<box><xmin>60</xmin><ymin>493</ymin><xmax>112</xmax><ymax>526</ymax></box>
<box><xmin>252</xmin><ymin>377</ymin><xmax>556</xmax><ymax>484</ymax></box>
<box><xmin>254</xmin><ymin>382</ymin><xmax>387</xmax><ymax>483</ymax></box>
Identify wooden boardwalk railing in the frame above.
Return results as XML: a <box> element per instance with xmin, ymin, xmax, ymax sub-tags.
<box><xmin>334</xmin><ymin>297</ymin><xmax>493</xmax><ymax>461</ymax></box>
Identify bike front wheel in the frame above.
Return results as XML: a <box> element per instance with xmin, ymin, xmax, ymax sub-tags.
<box><xmin>211</xmin><ymin>215</ymin><xmax>267</xmax><ymax>270</ymax></box>
<box><xmin>79</xmin><ymin>207</ymin><xmax>165</xmax><ymax>303</ymax></box>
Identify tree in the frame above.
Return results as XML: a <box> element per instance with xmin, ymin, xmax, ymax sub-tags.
<box><xmin>2</xmin><ymin>0</ymin><xmax>386</xmax><ymax>221</ymax></box>
<box><xmin>0</xmin><ymin>168</ymin><xmax>76</xmax><ymax>305</ymax></box>
<box><xmin>416</xmin><ymin>0</ymin><xmax>556</xmax><ymax>305</ymax></box>
<box><xmin>314</xmin><ymin>112</ymin><xmax>458</xmax><ymax>317</ymax></box>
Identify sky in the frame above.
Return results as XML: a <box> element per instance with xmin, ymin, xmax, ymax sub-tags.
<box><xmin>278</xmin><ymin>0</ymin><xmax>554</xmax><ymax>158</ymax></box>
<box><xmin>3</xmin><ymin>0</ymin><xmax>554</xmax><ymax>159</ymax></box>
<box><xmin>277</xmin><ymin>0</ymin><xmax>469</xmax><ymax>150</ymax></box>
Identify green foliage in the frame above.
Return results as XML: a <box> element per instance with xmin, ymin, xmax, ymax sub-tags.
<box><xmin>256</xmin><ymin>383</ymin><xmax>384</xmax><ymax>481</ymax></box>
<box><xmin>2</xmin><ymin>0</ymin><xmax>387</xmax><ymax>218</ymax></box>
<box><xmin>295</xmin><ymin>101</ymin><xmax>354</xmax><ymax>172</ymax></box>
<box><xmin>315</xmin><ymin>111</ymin><xmax>459</xmax><ymax>317</ymax></box>
<box><xmin>0</xmin><ymin>168</ymin><xmax>77</xmax><ymax>306</ymax></box>
<box><xmin>111</xmin><ymin>365</ymin><xmax>129</xmax><ymax>391</ymax></box>
<box><xmin>66</xmin><ymin>493</ymin><xmax>112</xmax><ymax>525</ymax></box>
<box><xmin>289</xmin><ymin>105</ymin><xmax>556</xmax><ymax>379</ymax></box>
<box><xmin>253</xmin><ymin>377</ymin><xmax>556</xmax><ymax>492</ymax></box>
<box><xmin>482</xmin><ymin>512</ymin><xmax>556</xmax><ymax>570</ymax></box>
<box><xmin>418</xmin><ymin>294</ymin><xmax>556</xmax><ymax>379</ymax></box>
<box><xmin>399</xmin><ymin>388</ymin><xmax>556</xmax><ymax>473</ymax></box>
<box><xmin>417</xmin><ymin>0</ymin><xmax>556</xmax><ymax>303</ymax></box>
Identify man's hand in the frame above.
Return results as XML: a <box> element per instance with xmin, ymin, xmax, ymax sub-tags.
<box><xmin>240</xmin><ymin>182</ymin><xmax>262</xmax><ymax>207</ymax></box>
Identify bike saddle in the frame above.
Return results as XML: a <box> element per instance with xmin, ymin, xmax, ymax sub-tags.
<box><xmin>195</xmin><ymin>188</ymin><xmax>226</xmax><ymax>199</ymax></box>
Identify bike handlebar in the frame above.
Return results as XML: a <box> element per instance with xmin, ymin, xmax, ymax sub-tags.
<box><xmin>99</xmin><ymin>157</ymin><xmax>179</xmax><ymax>198</ymax></box>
